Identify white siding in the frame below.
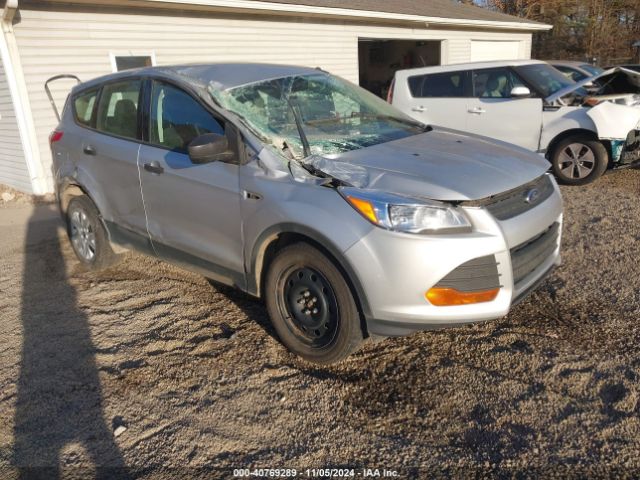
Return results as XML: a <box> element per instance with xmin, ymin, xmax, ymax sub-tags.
<box><xmin>12</xmin><ymin>8</ymin><xmax>533</xmax><ymax>192</ymax></box>
<box><xmin>470</xmin><ymin>40</ymin><xmax>522</xmax><ymax>62</ymax></box>
<box><xmin>0</xmin><ymin>58</ymin><xmax>30</xmax><ymax>192</ymax></box>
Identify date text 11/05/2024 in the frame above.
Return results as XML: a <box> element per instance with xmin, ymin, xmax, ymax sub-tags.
<box><xmin>233</xmin><ymin>468</ymin><xmax>400</xmax><ymax>477</ymax></box>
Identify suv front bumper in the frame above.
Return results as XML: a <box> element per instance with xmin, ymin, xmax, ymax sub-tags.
<box><xmin>344</xmin><ymin>180</ymin><xmax>563</xmax><ymax>337</ymax></box>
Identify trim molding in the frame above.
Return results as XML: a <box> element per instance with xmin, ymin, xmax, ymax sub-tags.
<box><xmin>248</xmin><ymin>223</ymin><xmax>373</xmax><ymax>319</ymax></box>
<box><xmin>1</xmin><ymin>0</ymin><xmax>46</xmax><ymax>194</ymax></box>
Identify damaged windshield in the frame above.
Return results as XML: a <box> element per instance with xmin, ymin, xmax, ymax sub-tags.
<box><xmin>210</xmin><ymin>73</ymin><xmax>426</xmax><ymax>159</ymax></box>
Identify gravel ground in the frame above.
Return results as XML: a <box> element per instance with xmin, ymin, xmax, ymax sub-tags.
<box><xmin>0</xmin><ymin>170</ymin><xmax>638</xmax><ymax>478</ymax></box>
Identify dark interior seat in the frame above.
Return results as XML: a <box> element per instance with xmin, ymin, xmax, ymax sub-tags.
<box><xmin>110</xmin><ymin>99</ymin><xmax>137</xmax><ymax>138</ymax></box>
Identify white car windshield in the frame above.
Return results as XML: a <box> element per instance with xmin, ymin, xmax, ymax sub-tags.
<box><xmin>515</xmin><ymin>63</ymin><xmax>585</xmax><ymax>98</ymax></box>
<box><xmin>210</xmin><ymin>73</ymin><xmax>425</xmax><ymax>159</ymax></box>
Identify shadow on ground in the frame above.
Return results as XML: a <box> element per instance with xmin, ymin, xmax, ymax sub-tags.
<box><xmin>12</xmin><ymin>208</ymin><xmax>129</xmax><ymax>479</ymax></box>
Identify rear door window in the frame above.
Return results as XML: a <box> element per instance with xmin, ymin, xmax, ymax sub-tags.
<box><xmin>73</xmin><ymin>89</ymin><xmax>98</xmax><ymax>127</ymax></box>
<box><xmin>96</xmin><ymin>79</ymin><xmax>142</xmax><ymax>140</ymax></box>
<box><xmin>149</xmin><ymin>81</ymin><xmax>224</xmax><ymax>152</ymax></box>
<box><xmin>472</xmin><ymin>68</ymin><xmax>526</xmax><ymax>98</ymax></box>
<box><xmin>408</xmin><ymin>71</ymin><xmax>467</xmax><ymax>98</ymax></box>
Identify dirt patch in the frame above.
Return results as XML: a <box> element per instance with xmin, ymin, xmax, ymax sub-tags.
<box><xmin>0</xmin><ymin>170</ymin><xmax>639</xmax><ymax>477</ymax></box>
<box><xmin>0</xmin><ymin>184</ymin><xmax>54</xmax><ymax>209</ymax></box>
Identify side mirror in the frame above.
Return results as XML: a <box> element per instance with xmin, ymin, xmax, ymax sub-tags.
<box><xmin>584</xmin><ymin>81</ymin><xmax>600</xmax><ymax>93</ymax></box>
<box><xmin>510</xmin><ymin>86</ymin><xmax>531</xmax><ymax>98</ymax></box>
<box><xmin>188</xmin><ymin>133</ymin><xmax>231</xmax><ymax>164</ymax></box>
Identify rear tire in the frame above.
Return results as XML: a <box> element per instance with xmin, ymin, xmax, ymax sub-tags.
<box><xmin>550</xmin><ymin>135</ymin><xmax>608</xmax><ymax>185</ymax></box>
<box><xmin>265</xmin><ymin>243</ymin><xmax>364</xmax><ymax>364</ymax></box>
<box><xmin>66</xmin><ymin>196</ymin><xmax>118</xmax><ymax>270</ymax></box>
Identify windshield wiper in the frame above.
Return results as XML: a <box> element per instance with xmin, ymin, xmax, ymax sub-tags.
<box><xmin>286</xmin><ymin>96</ymin><xmax>311</xmax><ymax>157</ymax></box>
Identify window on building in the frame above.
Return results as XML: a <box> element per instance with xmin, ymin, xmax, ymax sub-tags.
<box><xmin>73</xmin><ymin>89</ymin><xmax>98</xmax><ymax>127</ymax></box>
<box><xmin>149</xmin><ymin>81</ymin><xmax>224</xmax><ymax>152</ymax></box>
<box><xmin>113</xmin><ymin>55</ymin><xmax>153</xmax><ymax>72</ymax></box>
<box><xmin>408</xmin><ymin>71</ymin><xmax>467</xmax><ymax>98</ymax></box>
<box><xmin>96</xmin><ymin>80</ymin><xmax>142</xmax><ymax>140</ymax></box>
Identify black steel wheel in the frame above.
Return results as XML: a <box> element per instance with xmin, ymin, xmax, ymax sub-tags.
<box><xmin>265</xmin><ymin>243</ymin><xmax>364</xmax><ymax>364</ymax></box>
<box><xmin>279</xmin><ymin>266</ymin><xmax>339</xmax><ymax>348</ymax></box>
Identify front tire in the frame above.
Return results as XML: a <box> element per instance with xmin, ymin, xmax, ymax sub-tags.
<box><xmin>550</xmin><ymin>135</ymin><xmax>608</xmax><ymax>185</ymax></box>
<box><xmin>265</xmin><ymin>243</ymin><xmax>364</xmax><ymax>364</ymax></box>
<box><xmin>66</xmin><ymin>196</ymin><xmax>117</xmax><ymax>270</ymax></box>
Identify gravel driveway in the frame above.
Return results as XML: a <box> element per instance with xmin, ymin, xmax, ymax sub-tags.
<box><xmin>0</xmin><ymin>171</ymin><xmax>638</xmax><ymax>478</ymax></box>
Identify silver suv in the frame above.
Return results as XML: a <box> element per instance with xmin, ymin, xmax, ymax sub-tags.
<box><xmin>50</xmin><ymin>63</ymin><xmax>563</xmax><ymax>364</ymax></box>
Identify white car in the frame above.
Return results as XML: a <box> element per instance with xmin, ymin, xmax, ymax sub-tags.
<box><xmin>389</xmin><ymin>60</ymin><xmax>640</xmax><ymax>185</ymax></box>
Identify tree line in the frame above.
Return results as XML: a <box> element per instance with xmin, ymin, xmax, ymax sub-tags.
<box><xmin>466</xmin><ymin>0</ymin><xmax>640</xmax><ymax>65</ymax></box>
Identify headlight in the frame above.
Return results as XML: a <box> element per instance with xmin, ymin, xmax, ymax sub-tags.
<box><xmin>339</xmin><ymin>187</ymin><xmax>471</xmax><ymax>234</ymax></box>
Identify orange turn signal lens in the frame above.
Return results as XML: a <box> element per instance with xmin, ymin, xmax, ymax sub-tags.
<box><xmin>346</xmin><ymin>196</ymin><xmax>378</xmax><ymax>224</ymax></box>
<box><xmin>425</xmin><ymin>287</ymin><xmax>500</xmax><ymax>306</ymax></box>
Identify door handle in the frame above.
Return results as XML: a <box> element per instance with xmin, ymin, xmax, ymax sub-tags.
<box><xmin>411</xmin><ymin>106</ymin><xmax>427</xmax><ymax>113</ymax></box>
<box><xmin>243</xmin><ymin>190</ymin><xmax>262</xmax><ymax>200</ymax></box>
<box><xmin>468</xmin><ymin>107</ymin><xmax>486</xmax><ymax>114</ymax></box>
<box><xmin>143</xmin><ymin>161</ymin><xmax>164</xmax><ymax>175</ymax></box>
<box><xmin>83</xmin><ymin>145</ymin><xmax>96</xmax><ymax>155</ymax></box>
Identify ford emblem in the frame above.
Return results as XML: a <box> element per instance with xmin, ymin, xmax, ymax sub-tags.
<box><xmin>524</xmin><ymin>188</ymin><xmax>540</xmax><ymax>204</ymax></box>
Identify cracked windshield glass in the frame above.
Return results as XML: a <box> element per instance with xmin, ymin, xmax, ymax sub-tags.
<box><xmin>210</xmin><ymin>73</ymin><xmax>424</xmax><ymax>159</ymax></box>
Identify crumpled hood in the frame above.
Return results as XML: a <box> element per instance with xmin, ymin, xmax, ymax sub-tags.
<box><xmin>547</xmin><ymin>66</ymin><xmax>640</xmax><ymax>103</ymax></box>
<box><xmin>332</xmin><ymin>128</ymin><xmax>550</xmax><ymax>201</ymax></box>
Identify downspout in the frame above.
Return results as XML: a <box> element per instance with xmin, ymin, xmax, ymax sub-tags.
<box><xmin>1</xmin><ymin>0</ymin><xmax>47</xmax><ymax>194</ymax></box>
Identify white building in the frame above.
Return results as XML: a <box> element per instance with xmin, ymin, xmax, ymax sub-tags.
<box><xmin>0</xmin><ymin>0</ymin><xmax>550</xmax><ymax>194</ymax></box>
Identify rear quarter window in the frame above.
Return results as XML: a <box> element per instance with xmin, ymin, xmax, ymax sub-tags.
<box><xmin>73</xmin><ymin>89</ymin><xmax>98</xmax><ymax>127</ymax></box>
<box><xmin>408</xmin><ymin>71</ymin><xmax>466</xmax><ymax>98</ymax></box>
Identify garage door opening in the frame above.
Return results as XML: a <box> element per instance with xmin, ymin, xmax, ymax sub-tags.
<box><xmin>358</xmin><ymin>39</ymin><xmax>441</xmax><ymax>98</ymax></box>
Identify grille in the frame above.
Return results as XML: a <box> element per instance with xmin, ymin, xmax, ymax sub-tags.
<box><xmin>511</xmin><ymin>223</ymin><xmax>559</xmax><ymax>287</ymax></box>
<box><xmin>466</xmin><ymin>174</ymin><xmax>555</xmax><ymax>221</ymax></box>
<box><xmin>434</xmin><ymin>255</ymin><xmax>501</xmax><ymax>293</ymax></box>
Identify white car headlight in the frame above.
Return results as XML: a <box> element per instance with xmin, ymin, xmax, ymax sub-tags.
<box><xmin>339</xmin><ymin>187</ymin><xmax>471</xmax><ymax>234</ymax></box>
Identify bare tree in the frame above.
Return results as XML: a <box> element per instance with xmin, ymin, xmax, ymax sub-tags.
<box><xmin>481</xmin><ymin>0</ymin><xmax>640</xmax><ymax>64</ymax></box>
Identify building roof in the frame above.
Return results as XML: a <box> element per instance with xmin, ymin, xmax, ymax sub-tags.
<box><xmin>243</xmin><ymin>0</ymin><xmax>546</xmax><ymax>27</ymax></box>
<box><xmin>18</xmin><ymin>0</ymin><xmax>550</xmax><ymax>31</ymax></box>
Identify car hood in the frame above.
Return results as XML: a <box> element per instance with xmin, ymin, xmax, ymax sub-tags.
<box><xmin>322</xmin><ymin>128</ymin><xmax>550</xmax><ymax>202</ymax></box>
<box><xmin>546</xmin><ymin>66</ymin><xmax>640</xmax><ymax>103</ymax></box>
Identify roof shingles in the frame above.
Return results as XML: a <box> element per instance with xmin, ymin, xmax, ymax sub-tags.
<box><xmin>243</xmin><ymin>0</ymin><xmax>544</xmax><ymax>26</ymax></box>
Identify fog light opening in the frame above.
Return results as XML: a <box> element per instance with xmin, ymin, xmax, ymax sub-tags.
<box><xmin>425</xmin><ymin>287</ymin><xmax>500</xmax><ymax>306</ymax></box>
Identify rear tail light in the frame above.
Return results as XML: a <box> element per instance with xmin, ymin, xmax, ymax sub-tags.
<box><xmin>49</xmin><ymin>130</ymin><xmax>63</xmax><ymax>146</ymax></box>
<box><xmin>386</xmin><ymin>78</ymin><xmax>395</xmax><ymax>104</ymax></box>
